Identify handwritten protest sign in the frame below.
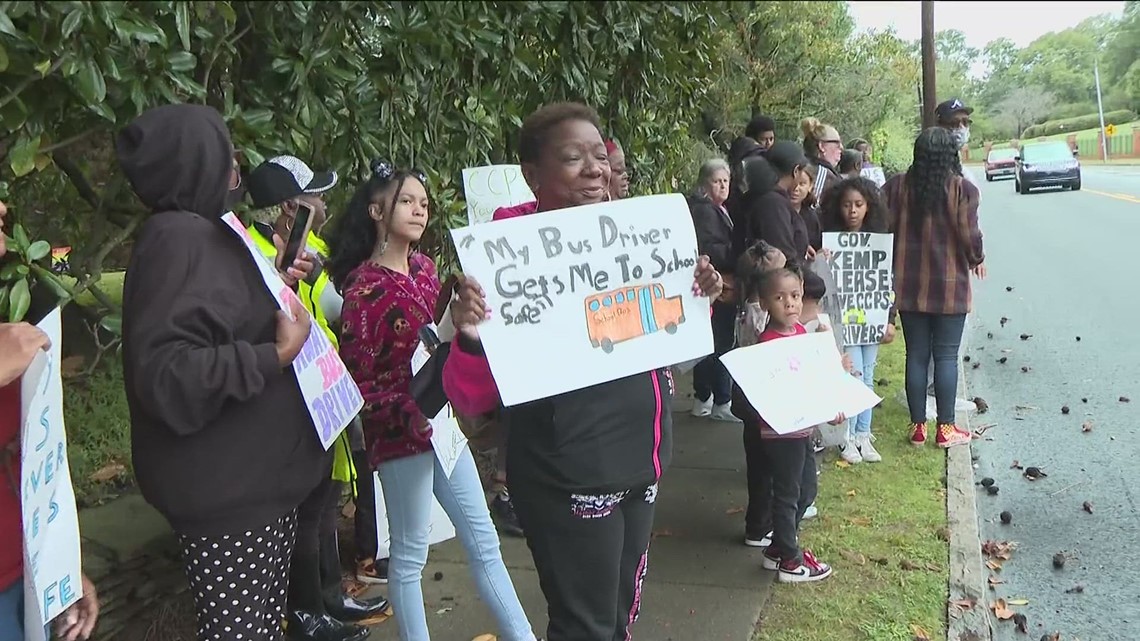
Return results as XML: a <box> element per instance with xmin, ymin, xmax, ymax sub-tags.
<box><xmin>462</xmin><ymin>165</ymin><xmax>536</xmax><ymax>225</ymax></box>
<box><xmin>372</xmin><ymin>471</ymin><xmax>455</xmax><ymax>560</ymax></box>
<box><xmin>721</xmin><ymin>331</ymin><xmax>881</xmax><ymax>434</ymax></box>
<box><xmin>21</xmin><ymin>308</ymin><xmax>82</xmax><ymax>639</ymax></box>
<box><xmin>860</xmin><ymin>166</ymin><xmax>886</xmax><ymax>187</ymax></box>
<box><xmin>823</xmin><ymin>232</ymin><xmax>895</xmax><ymax>346</ymax></box>
<box><xmin>221</xmin><ymin>213</ymin><xmax>363</xmax><ymax>449</ymax></box>
<box><xmin>450</xmin><ymin>194</ymin><xmax>714</xmax><ymax>406</ymax></box>
<box><xmin>410</xmin><ymin>327</ymin><xmax>469</xmax><ymax>478</ymax></box>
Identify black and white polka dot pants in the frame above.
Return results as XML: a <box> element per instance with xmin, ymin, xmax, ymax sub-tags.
<box><xmin>177</xmin><ymin>512</ymin><xmax>298</xmax><ymax>641</ymax></box>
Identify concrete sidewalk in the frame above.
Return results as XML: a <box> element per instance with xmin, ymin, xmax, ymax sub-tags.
<box><xmin>365</xmin><ymin>393</ymin><xmax>772</xmax><ymax>641</ymax></box>
<box><xmin>76</xmin><ymin>385</ymin><xmax>773</xmax><ymax>640</ymax></box>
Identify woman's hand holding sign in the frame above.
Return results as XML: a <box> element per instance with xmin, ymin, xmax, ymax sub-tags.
<box><xmin>451</xmin><ymin>274</ymin><xmax>492</xmax><ymax>342</ymax></box>
<box><xmin>692</xmin><ymin>255</ymin><xmax>723</xmax><ymax>300</ymax></box>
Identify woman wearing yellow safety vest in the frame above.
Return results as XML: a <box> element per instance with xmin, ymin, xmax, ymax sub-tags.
<box><xmin>246</xmin><ymin>156</ymin><xmax>389</xmax><ymax>641</ymax></box>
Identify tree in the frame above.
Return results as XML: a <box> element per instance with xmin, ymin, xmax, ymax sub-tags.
<box><xmin>995</xmin><ymin>87</ymin><xmax>1057</xmax><ymax>138</ymax></box>
<box><xmin>0</xmin><ymin>1</ymin><xmax>729</xmax><ymax>324</ymax></box>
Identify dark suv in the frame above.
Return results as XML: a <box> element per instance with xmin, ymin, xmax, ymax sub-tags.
<box><xmin>1014</xmin><ymin>141</ymin><xmax>1081</xmax><ymax>194</ymax></box>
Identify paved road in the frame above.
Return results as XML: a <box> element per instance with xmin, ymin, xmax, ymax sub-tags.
<box><xmin>967</xmin><ymin>166</ymin><xmax>1140</xmax><ymax>640</ymax></box>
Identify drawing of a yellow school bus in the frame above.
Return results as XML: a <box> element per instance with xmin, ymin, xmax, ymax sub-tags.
<box><xmin>585</xmin><ymin>283</ymin><xmax>686</xmax><ymax>353</ymax></box>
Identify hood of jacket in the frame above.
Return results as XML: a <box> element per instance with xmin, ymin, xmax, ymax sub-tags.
<box><xmin>115</xmin><ymin>104</ymin><xmax>233</xmax><ymax>218</ymax></box>
<box><xmin>728</xmin><ymin>136</ymin><xmax>765</xmax><ymax>167</ymax></box>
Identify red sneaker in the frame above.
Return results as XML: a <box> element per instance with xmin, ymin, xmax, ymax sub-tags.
<box><xmin>935</xmin><ymin>423</ymin><xmax>972</xmax><ymax>448</ymax></box>
<box><xmin>909</xmin><ymin>423</ymin><xmax>928</xmax><ymax>446</ymax></box>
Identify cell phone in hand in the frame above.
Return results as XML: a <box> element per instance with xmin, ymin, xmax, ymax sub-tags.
<box><xmin>418</xmin><ymin>325</ymin><xmax>442</xmax><ymax>354</ymax></box>
<box><xmin>280</xmin><ymin>200</ymin><xmax>315</xmax><ymax>273</ymax></box>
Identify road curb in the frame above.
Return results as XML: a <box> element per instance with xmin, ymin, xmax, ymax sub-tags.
<box><xmin>946</xmin><ymin>316</ymin><xmax>993</xmax><ymax>641</ymax></box>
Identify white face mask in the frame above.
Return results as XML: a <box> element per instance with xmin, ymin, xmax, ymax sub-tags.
<box><xmin>951</xmin><ymin>126</ymin><xmax>970</xmax><ymax>148</ymax></box>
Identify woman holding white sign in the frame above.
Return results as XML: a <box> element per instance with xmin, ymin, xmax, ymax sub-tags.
<box><xmin>441</xmin><ymin>102</ymin><xmax>724</xmax><ymax>641</ymax></box>
<box><xmin>883</xmin><ymin>128</ymin><xmax>985</xmax><ymax>449</ymax></box>
<box><xmin>327</xmin><ymin>161</ymin><xmax>536</xmax><ymax>641</ymax></box>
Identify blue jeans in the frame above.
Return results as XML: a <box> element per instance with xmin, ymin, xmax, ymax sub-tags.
<box><xmin>0</xmin><ymin>580</ymin><xmax>49</xmax><ymax>641</ymax></box>
<box><xmin>377</xmin><ymin>449</ymin><xmax>534</xmax><ymax>641</ymax></box>
<box><xmin>899</xmin><ymin>312</ymin><xmax>967</xmax><ymax>425</ymax></box>
<box><xmin>693</xmin><ymin>302</ymin><xmax>737</xmax><ymax>405</ymax></box>
<box><xmin>843</xmin><ymin>343</ymin><xmax>880</xmax><ymax>435</ymax></box>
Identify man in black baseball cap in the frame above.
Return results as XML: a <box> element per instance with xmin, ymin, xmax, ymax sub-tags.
<box><xmin>935</xmin><ymin>98</ymin><xmax>973</xmax><ymax>149</ymax></box>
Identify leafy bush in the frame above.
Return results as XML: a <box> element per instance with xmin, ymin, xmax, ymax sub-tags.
<box><xmin>1022</xmin><ymin>110</ymin><xmax>1137</xmax><ymax>138</ymax></box>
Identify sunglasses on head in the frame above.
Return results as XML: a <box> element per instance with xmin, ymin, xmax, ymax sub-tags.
<box><xmin>371</xmin><ymin>159</ymin><xmax>427</xmax><ymax>186</ymax></box>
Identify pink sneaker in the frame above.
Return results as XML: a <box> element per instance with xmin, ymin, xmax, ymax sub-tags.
<box><xmin>777</xmin><ymin>550</ymin><xmax>833</xmax><ymax>583</ymax></box>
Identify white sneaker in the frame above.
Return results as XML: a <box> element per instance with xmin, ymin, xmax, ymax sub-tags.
<box><xmin>855</xmin><ymin>433</ymin><xmax>882</xmax><ymax>463</ymax></box>
<box><xmin>744</xmin><ymin>530</ymin><xmax>773</xmax><ymax>548</ymax></box>
<box><xmin>840</xmin><ymin>438</ymin><xmax>863</xmax><ymax>464</ymax></box>
<box><xmin>691</xmin><ymin>396</ymin><xmax>713</xmax><ymax>417</ymax></box>
<box><xmin>802</xmin><ymin>503</ymin><xmax>818</xmax><ymax>520</ymax></box>
<box><xmin>710</xmin><ymin>402</ymin><xmax>742</xmax><ymax>423</ymax></box>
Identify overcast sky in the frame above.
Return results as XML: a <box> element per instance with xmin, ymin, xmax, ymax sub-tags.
<box><xmin>848</xmin><ymin>1</ymin><xmax>1125</xmax><ymax>76</ymax></box>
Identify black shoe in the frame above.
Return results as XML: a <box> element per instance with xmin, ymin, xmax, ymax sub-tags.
<box><xmin>491</xmin><ymin>490</ymin><xmax>525</xmax><ymax>537</ymax></box>
<box><xmin>286</xmin><ymin>610</ymin><xmax>370</xmax><ymax>641</ymax></box>
<box><xmin>325</xmin><ymin>593</ymin><xmax>390</xmax><ymax>623</ymax></box>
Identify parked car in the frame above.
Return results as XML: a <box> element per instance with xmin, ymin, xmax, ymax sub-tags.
<box><xmin>984</xmin><ymin>148</ymin><xmax>1017</xmax><ymax>181</ymax></box>
<box><xmin>1014</xmin><ymin>141</ymin><xmax>1081</xmax><ymax>195</ymax></box>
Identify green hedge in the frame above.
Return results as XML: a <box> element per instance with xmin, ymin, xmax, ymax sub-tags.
<box><xmin>1023</xmin><ymin>110</ymin><xmax>1137</xmax><ymax>139</ymax></box>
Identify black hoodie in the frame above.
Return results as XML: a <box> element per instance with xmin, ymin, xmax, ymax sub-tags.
<box><xmin>117</xmin><ymin>104</ymin><xmax>327</xmax><ymax>536</ymax></box>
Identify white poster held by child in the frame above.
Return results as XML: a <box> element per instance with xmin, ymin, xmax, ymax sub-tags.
<box><xmin>409</xmin><ymin>325</ymin><xmax>469</xmax><ymax>478</ymax></box>
<box><xmin>220</xmin><ymin>213</ymin><xmax>363</xmax><ymax>449</ymax></box>
<box><xmin>823</xmin><ymin>231</ymin><xmax>895</xmax><ymax>347</ymax></box>
<box><xmin>721</xmin><ymin>331</ymin><xmax>881</xmax><ymax>434</ymax></box>
<box><xmin>860</xmin><ymin>166</ymin><xmax>886</xmax><ymax>187</ymax></box>
<box><xmin>450</xmin><ymin>194</ymin><xmax>714</xmax><ymax>406</ymax></box>
<box><xmin>20</xmin><ymin>308</ymin><xmax>83</xmax><ymax>641</ymax></box>
<box><xmin>372</xmin><ymin>472</ymin><xmax>456</xmax><ymax>560</ymax></box>
<box><xmin>462</xmin><ymin>164</ymin><xmax>536</xmax><ymax>225</ymax></box>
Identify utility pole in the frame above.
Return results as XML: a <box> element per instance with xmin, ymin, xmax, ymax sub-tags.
<box><xmin>1094</xmin><ymin>59</ymin><xmax>1109</xmax><ymax>161</ymax></box>
<box><xmin>921</xmin><ymin>0</ymin><xmax>937</xmax><ymax>129</ymax></box>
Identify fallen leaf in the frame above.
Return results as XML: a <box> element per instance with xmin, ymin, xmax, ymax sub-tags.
<box><xmin>89</xmin><ymin>462</ymin><xmax>126</xmax><ymax>483</ymax></box>
<box><xmin>840</xmin><ymin>550</ymin><xmax>868</xmax><ymax>566</ymax></box>
<box><xmin>991</xmin><ymin>598</ymin><xmax>1015</xmax><ymax>620</ymax></box>
<box><xmin>1010</xmin><ymin>460</ymin><xmax>1024</xmax><ymax>469</ymax></box>
<box><xmin>1081</xmin><ymin>420</ymin><xmax>1094</xmax><ymax>433</ymax></box>
<box><xmin>911</xmin><ymin>624</ymin><xmax>932</xmax><ymax>640</ymax></box>
<box><xmin>1007</xmin><ymin>598</ymin><xmax>1030</xmax><ymax>606</ymax></box>
<box><xmin>1041</xmin><ymin>633</ymin><xmax>1061</xmax><ymax>641</ymax></box>
<box><xmin>982</xmin><ymin>540</ymin><xmax>1018</xmax><ymax>560</ymax></box>
<box><xmin>1021</xmin><ymin>366</ymin><xmax>1032</xmax><ymax>373</ymax></box>
<box><xmin>986</xmin><ymin>559</ymin><xmax>1004</xmax><ymax>571</ymax></box>
<box><xmin>900</xmin><ymin>559</ymin><xmax>920</xmax><ymax>571</ymax></box>
<box><xmin>1121</xmin><ymin>396</ymin><xmax>1132</xmax><ymax>403</ymax></box>
<box><xmin>1015</xmin><ymin>405</ymin><xmax>1037</xmax><ymax>411</ymax></box>
<box><xmin>1064</xmin><ymin>584</ymin><xmax>1085</xmax><ymax>594</ymax></box>
<box><xmin>1000</xmin><ymin>316</ymin><xmax>1010</xmax><ymax>326</ymax></box>
<box><xmin>436</xmin><ymin>607</ymin><xmax>453</xmax><ymax>615</ymax></box>
<box><xmin>998</xmin><ymin>357</ymin><xmax>1008</xmax><ymax>364</ymax></box>
<box><xmin>724</xmin><ymin>506</ymin><xmax>744</xmax><ymax>515</ymax></box>
<box><xmin>972</xmin><ymin>362</ymin><xmax>981</xmax><ymax>369</ymax></box>
<box><xmin>936</xmin><ymin>526</ymin><xmax>952</xmax><ymax>541</ymax></box>
<box><xmin>1023</xmin><ymin>466</ymin><xmax>1047</xmax><ymax>480</ymax></box>
<box><xmin>869</xmin><ymin>555</ymin><xmax>889</xmax><ymax>566</ymax></box>
<box><xmin>988</xmin><ymin>576</ymin><xmax>1006</xmax><ymax>588</ymax></box>
<box><xmin>847</xmin><ymin>516</ymin><xmax>872</xmax><ymax>526</ymax></box>
<box><xmin>846</xmin><ymin>489</ymin><xmax>857</xmax><ymax>497</ymax></box>
<box><xmin>1013</xmin><ymin>612</ymin><xmax>1028</xmax><ymax>633</ymax></box>
<box><xmin>973</xmin><ymin>396</ymin><xmax>989</xmax><ymax>413</ymax></box>
<box><xmin>1082</xmin><ymin>501</ymin><xmax>1093</xmax><ymax>514</ymax></box>
<box><xmin>1020</xmin><ymin>333</ymin><xmax>1033</xmax><ymax>341</ymax></box>
<box><xmin>470</xmin><ymin>635</ymin><xmax>496</xmax><ymax>641</ymax></box>
<box><xmin>835</xmin><ymin>460</ymin><xmax>851</xmax><ymax>469</ymax></box>
<box><xmin>950</xmin><ymin>597</ymin><xmax>977</xmax><ymax>612</ymax></box>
